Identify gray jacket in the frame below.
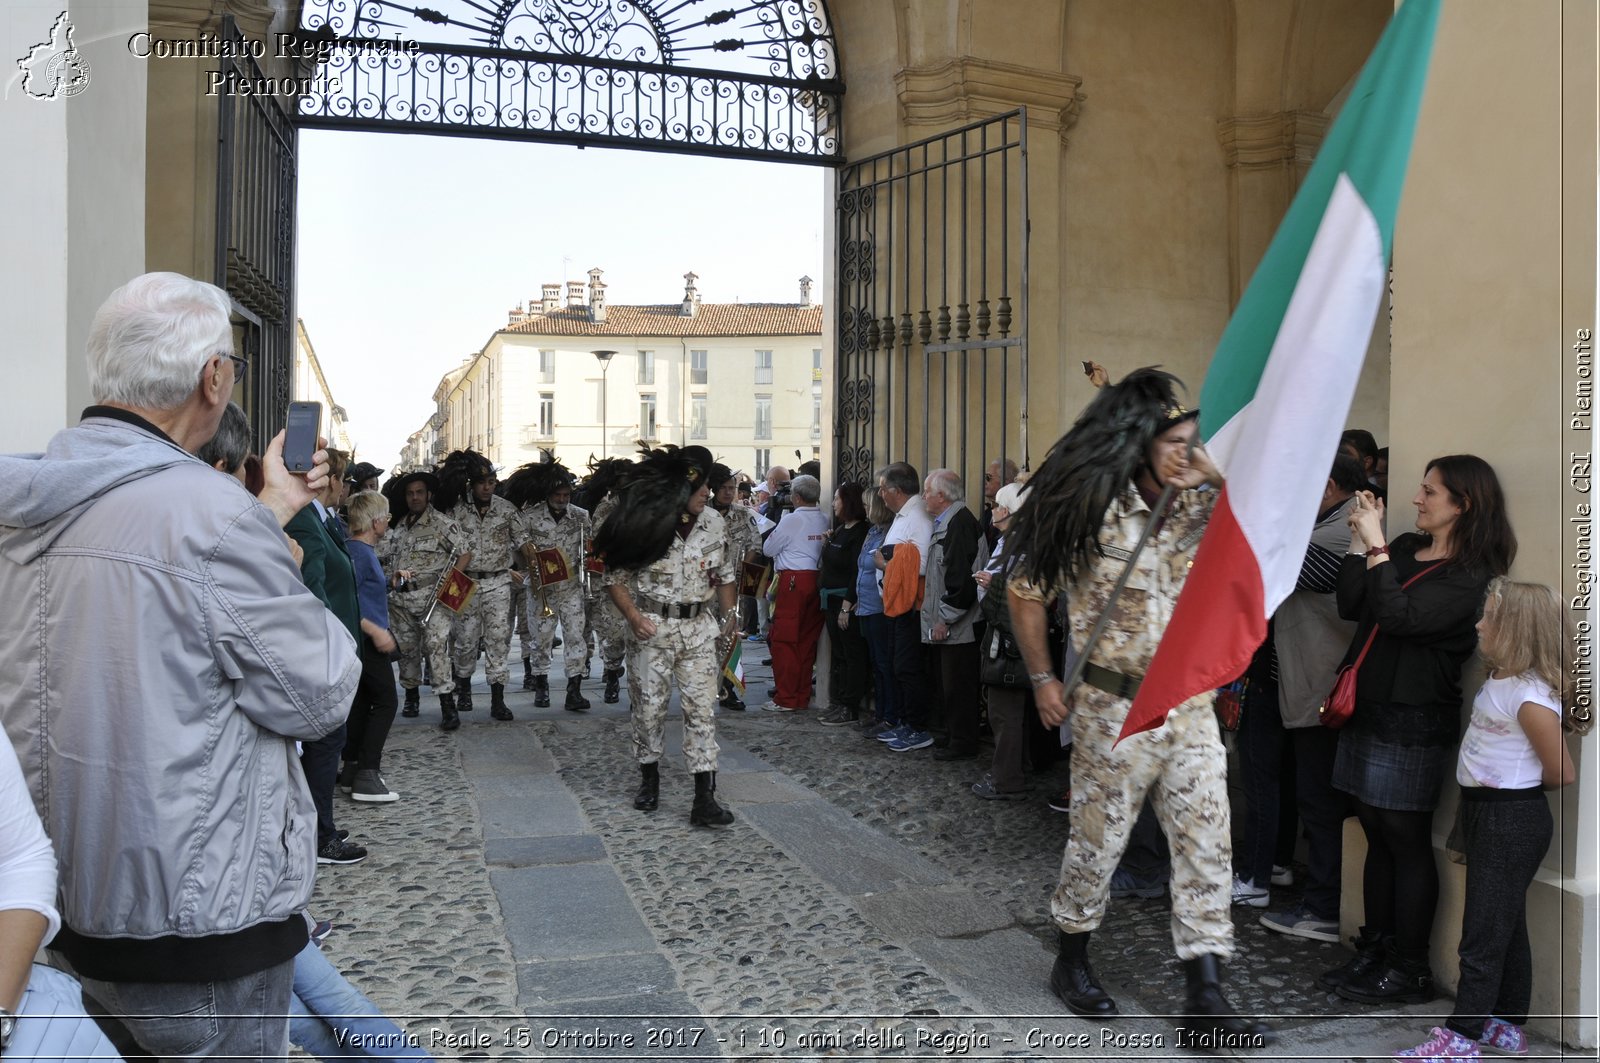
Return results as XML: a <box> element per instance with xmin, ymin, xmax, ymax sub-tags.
<box><xmin>921</xmin><ymin>506</ymin><xmax>984</xmax><ymax>644</ymax></box>
<box><xmin>1274</xmin><ymin>496</ymin><xmax>1359</xmax><ymax>728</ymax></box>
<box><xmin>0</xmin><ymin>414</ymin><xmax>360</xmax><ymax>943</ymax></box>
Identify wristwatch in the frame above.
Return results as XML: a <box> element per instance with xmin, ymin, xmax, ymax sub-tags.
<box><xmin>0</xmin><ymin>1006</ymin><xmax>16</xmax><ymax>1050</ymax></box>
<box><xmin>1028</xmin><ymin>671</ymin><xmax>1057</xmax><ymax>689</ymax></box>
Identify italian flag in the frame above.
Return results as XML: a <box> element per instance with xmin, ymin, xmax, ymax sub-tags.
<box><xmin>722</xmin><ymin>639</ymin><xmax>746</xmax><ymax>694</ymax></box>
<box><xmin>1119</xmin><ymin>0</ymin><xmax>1441</xmax><ymax>742</ymax></box>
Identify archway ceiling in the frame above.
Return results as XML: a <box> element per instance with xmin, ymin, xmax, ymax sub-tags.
<box><xmin>294</xmin><ymin>0</ymin><xmax>843</xmax><ymax>163</ymax></box>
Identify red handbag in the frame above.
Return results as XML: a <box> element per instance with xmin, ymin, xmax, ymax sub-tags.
<box><xmin>1320</xmin><ymin>561</ymin><xmax>1445</xmax><ymax>729</ymax></box>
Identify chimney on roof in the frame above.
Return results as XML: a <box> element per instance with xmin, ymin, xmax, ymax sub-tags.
<box><xmin>799</xmin><ymin>275</ymin><xmax>813</xmax><ymax>305</ymax></box>
<box><xmin>566</xmin><ymin>281</ymin><xmax>585</xmax><ymax>308</ymax></box>
<box><xmin>508</xmin><ymin>302</ymin><xmax>526</xmax><ymax>326</ymax></box>
<box><xmin>541</xmin><ymin>284</ymin><xmax>560</xmax><ymax>313</ymax></box>
<box><xmin>681</xmin><ymin>271</ymin><xmax>698</xmax><ymax>317</ymax></box>
<box><xmin>587</xmin><ymin>267</ymin><xmax>607</xmax><ymax>323</ymax></box>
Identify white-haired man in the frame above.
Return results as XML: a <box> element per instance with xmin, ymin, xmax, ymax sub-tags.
<box><xmin>0</xmin><ymin>272</ymin><xmax>361</xmax><ymax>1059</ymax></box>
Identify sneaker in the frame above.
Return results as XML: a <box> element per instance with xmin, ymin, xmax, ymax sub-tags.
<box><xmin>316</xmin><ymin>837</ymin><xmax>368</xmax><ymax>865</ymax></box>
<box><xmin>1109</xmin><ymin>867</ymin><xmax>1168</xmax><ymax>900</ymax></box>
<box><xmin>1479</xmin><ymin>1018</ymin><xmax>1527</xmax><ymax>1057</ymax></box>
<box><xmin>760</xmin><ymin>700</ymin><xmax>800</xmax><ymax>712</ymax></box>
<box><xmin>1271</xmin><ymin>864</ymin><xmax>1295</xmax><ymax>887</ymax></box>
<box><xmin>875</xmin><ymin>723</ymin><xmax>911</xmax><ymax>743</ymax></box>
<box><xmin>1231</xmin><ymin>876</ymin><xmax>1270</xmax><ymax>908</ymax></box>
<box><xmin>337</xmin><ymin>762</ymin><xmax>357</xmax><ymax>794</ymax></box>
<box><xmin>350</xmin><ymin>769</ymin><xmax>399</xmax><ymax>803</ymax></box>
<box><xmin>971</xmin><ymin>777</ymin><xmax>1029</xmax><ymax>801</ymax></box>
<box><xmin>817</xmin><ymin>704</ymin><xmax>853</xmax><ymax>726</ymax></box>
<box><xmin>887</xmin><ymin>729</ymin><xmax>935</xmax><ymax>752</ymax></box>
<box><xmin>1259</xmin><ymin>904</ymin><xmax>1340</xmax><ymax>943</ymax></box>
<box><xmin>745</xmin><ymin>633</ymin><xmax>766</xmax><ymax>643</ymax></box>
<box><xmin>860</xmin><ymin>719</ymin><xmax>894</xmax><ymax>738</ymax></box>
<box><xmin>1394</xmin><ymin>1026</ymin><xmax>1480</xmax><ymax>1061</ymax></box>
<box><xmin>310</xmin><ymin>919</ymin><xmax>334</xmax><ymax>946</ymax></box>
<box><xmin>1046</xmin><ymin>788</ymin><xmax>1072</xmax><ymax>813</ymax></box>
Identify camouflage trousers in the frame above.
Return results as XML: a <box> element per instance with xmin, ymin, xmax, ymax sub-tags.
<box><xmin>1051</xmin><ymin>686</ymin><xmax>1234</xmax><ymax>961</ymax></box>
<box><xmin>390</xmin><ymin>587</ymin><xmax>455</xmax><ymax>695</ymax></box>
<box><xmin>629</xmin><ymin>612</ymin><xmax>720</xmax><ymax>773</ymax></box>
<box><xmin>451</xmin><ymin>574</ymin><xmax>515</xmax><ymax>685</ymax></box>
<box><xmin>532</xmin><ymin>583</ymin><xmax>588</xmax><ymax>674</ymax></box>
<box><xmin>514</xmin><ymin>577</ymin><xmax>534</xmax><ymax>660</ymax></box>
<box><xmin>586</xmin><ymin>585</ymin><xmax>628</xmax><ymax>672</ymax></box>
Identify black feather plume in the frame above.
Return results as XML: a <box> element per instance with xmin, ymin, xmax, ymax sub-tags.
<box><xmin>592</xmin><ymin>446</ymin><xmax>696</xmax><ymax>571</ymax></box>
<box><xmin>573</xmin><ymin>455</ymin><xmax>634</xmax><ymax>513</ymax></box>
<box><xmin>1004</xmin><ymin>367</ymin><xmax>1190</xmax><ymax>592</ymax></box>
<box><xmin>502</xmin><ymin>460</ymin><xmax>573</xmax><ymax>509</ymax></box>
<box><xmin>433</xmin><ymin>449</ymin><xmax>491</xmax><ymax>513</ymax></box>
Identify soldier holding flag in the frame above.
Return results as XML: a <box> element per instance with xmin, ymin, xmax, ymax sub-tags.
<box><xmin>384</xmin><ymin>470</ymin><xmax>471</xmax><ymax>730</ymax></box>
<box><xmin>517</xmin><ymin>460</ymin><xmax>593</xmax><ymax>711</ymax></box>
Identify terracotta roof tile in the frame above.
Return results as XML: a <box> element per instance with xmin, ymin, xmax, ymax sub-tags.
<box><xmin>504</xmin><ymin>303</ymin><xmax>822</xmax><ymax>338</ymax></box>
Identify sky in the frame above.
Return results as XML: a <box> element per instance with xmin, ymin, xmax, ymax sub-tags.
<box><xmin>295</xmin><ymin>130</ymin><xmax>826</xmax><ymax>467</ymax></box>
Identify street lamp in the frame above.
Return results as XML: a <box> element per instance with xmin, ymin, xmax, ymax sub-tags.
<box><xmin>592</xmin><ymin>350</ymin><xmax>617</xmax><ymax>457</ymax></box>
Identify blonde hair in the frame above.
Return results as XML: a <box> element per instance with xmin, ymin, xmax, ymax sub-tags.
<box><xmin>1480</xmin><ymin>577</ymin><xmax>1588</xmax><ymax>733</ymax></box>
<box><xmin>864</xmin><ymin>485</ymin><xmax>893</xmax><ymax>527</ymax></box>
<box><xmin>346</xmin><ymin>490</ymin><xmax>390</xmax><ymax>534</ymax></box>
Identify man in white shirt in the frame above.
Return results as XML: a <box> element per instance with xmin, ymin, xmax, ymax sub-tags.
<box><xmin>873</xmin><ymin>461</ymin><xmax>935</xmax><ymax>750</ymax></box>
<box><xmin>761</xmin><ymin>475</ymin><xmax>831</xmax><ymax>710</ymax></box>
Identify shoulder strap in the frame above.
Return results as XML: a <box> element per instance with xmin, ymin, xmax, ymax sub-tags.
<box><xmin>1351</xmin><ymin>560</ymin><xmax>1449</xmax><ymax>668</ymax></box>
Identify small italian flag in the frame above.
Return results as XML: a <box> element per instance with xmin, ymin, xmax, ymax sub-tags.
<box><xmin>1120</xmin><ymin>0</ymin><xmax>1441</xmax><ymax>742</ymax></box>
<box><xmin>722</xmin><ymin>639</ymin><xmax>746</xmax><ymax>694</ymax></box>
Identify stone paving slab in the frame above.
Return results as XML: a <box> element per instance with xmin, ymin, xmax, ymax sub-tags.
<box><xmin>711</xmin><ymin>770</ymin><xmax>815</xmax><ymax>805</ymax></box>
<box><xmin>477</xmin><ymin>788</ymin><xmax>588</xmax><ymax>840</ymax></box>
<box><xmin>491</xmin><ymin>864</ymin><xmax>659</xmax><ymax>962</ymax></box>
<box><xmin>735</xmin><ymin>800</ymin><xmax>954</xmax><ymax>895</ymax></box>
<box><xmin>514</xmin><ymin>953</ymin><xmax>682</xmax><ymax>1006</ymax></box>
<box><xmin>851</xmin><ymin>884</ymin><xmax>1014</xmax><ymax>940</ymax></box>
<box><xmin>485</xmin><ymin>834</ymin><xmax>609</xmax><ymax>867</ymax></box>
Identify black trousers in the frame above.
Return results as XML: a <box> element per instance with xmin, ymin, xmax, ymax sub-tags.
<box><xmin>822</xmin><ymin>602</ymin><xmax>871</xmax><ymax>710</ymax></box>
<box><xmin>1236</xmin><ymin>681</ymin><xmax>1298</xmax><ymax>886</ymax></box>
<box><xmin>301</xmin><ymin>723</ymin><xmax>346</xmax><ymax>849</ymax></box>
<box><xmin>1447</xmin><ymin>789</ymin><xmax>1552</xmax><ymax>1040</ymax></box>
<box><xmin>344</xmin><ymin>637</ymin><xmax>399</xmax><ymax>772</ymax></box>
<box><xmin>1290</xmin><ymin>725</ymin><xmax>1348</xmax><ymax>920</ymax></box>
<box><xmin>887</xmin><ymin>611</ymin><xmax>928</xmax><ymax>729</ymax></box>
<box><xmin>936</xmin><ymin>638</ymin><xmax>983</xmax><ymax>751</ymax></box>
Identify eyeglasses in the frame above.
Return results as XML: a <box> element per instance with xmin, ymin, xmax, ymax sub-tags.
<box><xmin>226</xmin><ymin>354</ymin><xmax>249</xmax><ymax>376</ymax></box>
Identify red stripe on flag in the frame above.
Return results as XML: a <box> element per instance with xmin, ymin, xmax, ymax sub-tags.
<box><xmin>1116</xmin><ymin>490</ymin><xmax>1266</xmax><ymax>743</ymax></box>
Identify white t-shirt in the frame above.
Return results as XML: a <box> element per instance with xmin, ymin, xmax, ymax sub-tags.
<box><xmin>883</xmin><ymin>495</ymin><xmax>934</xmax><ymax>575</ymax></box>
<box><xmin>1456</xmin><ymin>672</ymin><xmax>1561</xmax><ymax>789</ymax></box>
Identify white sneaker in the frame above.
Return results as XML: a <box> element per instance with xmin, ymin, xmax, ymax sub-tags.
<box><xmin>760</xmin><ymin>700</ymin><xmax>799</xmax><ymax>712</ymax></box>
<box><xmin>1231</xmin><ymin>875</ymin><xmax>1269</xmax><ymax>908</ymax></box>
<box><xmin>1271</xmin><ymin>864</ymin><xmax>1294</xmax><ymax>887</ymax></box>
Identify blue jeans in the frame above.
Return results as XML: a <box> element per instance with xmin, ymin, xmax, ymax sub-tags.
<box><xmin>856</xmin><ymin>612</ymin><xmax>898</xmax><ymax>724</ymax></box>
<box><xmin>78</xmin><ymin>956</ymin><xmax>294</xmax><ymax>1062</ymax></box>
<box><xmin>292</xmin><ymin>942</ymin><xmax>433</xmax><ymax>1061</ymax></box>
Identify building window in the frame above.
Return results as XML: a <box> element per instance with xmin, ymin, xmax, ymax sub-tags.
<box><xmin>538</xmin><ymin>393</ymin><xmax>554</xmax><ymax>438</ymax></box>
<box><xmin>811</xmin><ymin>394</ymin><xmax>822</xmax><ymax>438</ymax></box>
<box><xmin>639</xmin><ymin>393</ymin><xmax>657</xmax><ymax>440</ymax></box>
<box><xmin>539</xmin><ymin>349</ymin><xmax>555</xmax><ymax>383</ymax></box>
<box><xmin>754</xmin><ymin>349</ymin><xmax>773</xmax><ymax>385</ymax></box>
<box><xmin>690</xmin><ymin>349</ymin><xmax>708</xmax><ymax>385</ymax></box>
<box><xmin>637</xmin><ymin>349</ymin><xmax>655</xmax><ymax>385</ymax></box>
<box><xmin>812</xmin><ymin>347</ymin><xmax>822</xmax><ymax>382</ymax></box>
<box><xmin>754</xmin><ymin>394</ymin><xmax>772</xmax><ymax>440</ymax></box>
<box><xmin>755</xmin><ymin>448</ymin><xmax>771</xmax><ymax>474</ymax></box>
<box><xmin>690</xmin><ymin>394</ymin><xmax>707</xmax><ymax>439</ymax></box>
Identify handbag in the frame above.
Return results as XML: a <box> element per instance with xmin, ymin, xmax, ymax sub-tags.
<box><xmin>1320</xmin><ymin>560</ymin><xmax>1445</xmax><ymax>729</ymax></box>
<box><xmin>980</xmin><ymin>626</ymin><xmax>1033</xmax><ymax>689</ymax></box>
<box><xmin>1214</xmin><ymin>678</ymin><xmax>1246</xmax><ymax>732</ymax></box>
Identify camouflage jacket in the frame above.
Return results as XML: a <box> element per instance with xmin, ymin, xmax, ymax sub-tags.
<box><xmin>524</xmin><ymin>501</ymin><xmax>591</xmax><ymax>586</ymax></box>
<box><xmin>605</xmin><ymin>506</ymin><xmax>732</xmax><ymax>606</ymax></box>
<box><xmin>713</xmin><ymin>502</ymin><xmax>761</xmax><ymax>563</ymax></box>
<box><xmin>383</xmin><ymin>507</ymin><xmax>469</xmax><ymax>586</ymax></box>
<box><xmin>1012</xmin><ymin>484</ymin><xmax>1215</xmax><ymax>678</ymax></box>
<box><xmin>450</xmin><ymin>495</ymin><xmax>528</xmax><ymax>576</ymax></box>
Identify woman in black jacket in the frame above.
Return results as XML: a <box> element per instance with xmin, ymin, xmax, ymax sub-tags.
<box><xmin>1326</xmin><ymin>454</ymin><xmax>1515</xmax><ymax>1006</ymax></box>
<box><xmin>818</xmin><ymin>483</ymin><xmax>871</xmax><ymax>724</ymax></box>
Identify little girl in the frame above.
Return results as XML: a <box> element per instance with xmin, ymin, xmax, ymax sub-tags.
<box><xmin>1396</xmin><ymin>578</ymin><xmax>1582</xmax><ymax>1062</ymax></box>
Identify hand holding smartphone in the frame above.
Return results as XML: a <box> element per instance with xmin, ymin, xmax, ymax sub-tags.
<box><xmin>284</xmin><ymin>401</ymin><xmax>321</xmax><ymax>474</ymax></box>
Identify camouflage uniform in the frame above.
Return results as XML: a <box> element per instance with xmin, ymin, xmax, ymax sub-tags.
<box><xmin>586</xmin><ymin>496</ymin><xmax>629</xmax><ymax>674</ymax></box>
<box><xmin>385</xmin><ymin>507</ymin><xmax>469</xmax><ymax>696</ymax></box>
<box><xmin>525</xmin><ymin>501</ymin><xmax>592</xmax><ymax>675</ymax></box>
<box><xmin>512</xmin><ymin>549</ymin><xmax>535</xmax><ymax>662</ymax></box>
<box><xmin>448</xmin><ymin>495</ymin><xmax>530</xmax><ymax>686</ymax></box>
<box><xmin>606</xmin><ymin>506</ymin><xmax>732</xmax><ymax>771</ymax></box>
<box><xmin>1013</xmin><ymin>485</ymin><xmax>1233</xmax><ymax>961</ymax></box>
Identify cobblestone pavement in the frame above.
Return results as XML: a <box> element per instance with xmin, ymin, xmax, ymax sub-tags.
<box><xmin>310</xmin><ymin>656</ymin><xmax>1570</xmax><ymax>1062</ymax></box>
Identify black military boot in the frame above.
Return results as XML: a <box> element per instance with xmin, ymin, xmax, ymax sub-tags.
<box><xmin>455</xmin><ymin>675</ymin><xmax>474</xmax><ymax>712</ymax></box>
<box><xmin>1179</xmin><ymin>955</ymin><xmax>1275</xmax><ymax>1049</ymax></box>
<box><xmin>718</xmin><ymin>679</ymin><xmax>745</xmax><ymax>711</ymax></box>
<box><xmin>1317</xmin><ymin>927</ymin><xmax>1389</xmax><ymax>990</ymax></box>
<box><xmin>438</xmin><ymin>692</ymin><xmax>460</xmax><ymax>732</ymax></box>
<box><xmin>401</xmin><ymin>686</ymin><xmax>420</xmax><ymax>718</ymax></box>
<box><xmin>1335</xmin><ymin>943</ymin><xmax>1436</xmax><ymax>1005</ymax></box>
<box><xmin>633</xmin><ymin>762</ymin><xmax>659</xmax><ymax>811</ymax></box>
<box><xmin>689</xmin><ymin>771</ymin><xmax>734</xmax><ymax>827</ymax></box>
<box><xmin>564</xmin><ymin>677</ymin><xmax>591</xmax><ymax>712</ymax></box>
<box><xmin>490</xmin><ymin>683</ymin><xmax>514</xmax><ymax>721</ymax></box>
<box><xmin>521</xmin><ymin>657</ymin><xmax>535</xmax><ymax>691</ymax></box>
<box><xmin>1049</xmin><ymin>931</ymin><xmax>1118</xmax><ymax>1017</ymax></box>
<box><xmin>602</xmin><ymin>668</ymin><xmax>622</xmax><ymax>704</ymax></box>
<box><xmin>532</xmin><ymin>674</ymin><xmax>550</xmax><ymax>708</ymax></box>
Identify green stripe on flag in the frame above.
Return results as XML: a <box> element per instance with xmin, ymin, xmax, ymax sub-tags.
<box><xmin>1199</xmin><ymin>0</ymin><xmax>1441</xmax><ymax>439</ymax></box>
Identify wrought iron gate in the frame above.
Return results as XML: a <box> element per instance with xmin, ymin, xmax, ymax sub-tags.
<box><xmin>216</xmin><ymin>14</ymin><xmax>297</xmax><ymax>448</ymax></box>
<box><xmin>834</xmin><ymin>110</ymin><xmax>1029</xmax><ymax>494</ymax></box>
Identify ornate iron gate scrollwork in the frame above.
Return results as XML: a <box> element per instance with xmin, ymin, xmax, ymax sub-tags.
<box><xmin>834</xmin><ymin>110</ymin><xmax>1029</xmax><ymax>492</ymax></box>
<box><xmin>215</xmin><ymin>14</ymin><xmax>297</xmax><ymax>449</ymax></box>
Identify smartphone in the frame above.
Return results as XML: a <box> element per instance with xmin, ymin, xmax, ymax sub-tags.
<box><xmin>284</xmin><ymin>401</ymin><xmax>321</xmax><ymax>474</ymax></box>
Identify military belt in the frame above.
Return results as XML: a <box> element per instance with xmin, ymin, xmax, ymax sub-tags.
<box><xmin>1084</xmin><ymin>662</ymin><xmax>1142</xmax><ymax>700</ymax></box>
<box><xmin>635</xmin><ymin>594</ymin><xmax>712</xmax><ymax>620</ymax></box>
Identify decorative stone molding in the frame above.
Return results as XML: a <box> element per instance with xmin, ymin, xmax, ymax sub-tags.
<box><xmin>1217</xmin><ymin>110</ymin><xmax>1329</xmax><ymax>170</ymax></box>
<box><xmin>148</xmin><ymin>0</ymin><xmax>277</xmax><ymax>37</ymax></box>
<box><xmin>896</xmin><ymin>57</ymin><xmax>1084</xmax><ymax>139</ymax></box>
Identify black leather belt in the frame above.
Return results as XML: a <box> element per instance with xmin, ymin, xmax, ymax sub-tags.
<box><xmin>1084</xmin><ymin>662</ymin><xmax>1142</xmax><ymax>699</ymax></box>
<box><xmin>635</xmin><ymin>594</ymin><xmax>710</xmax><ymax>619</ymax></box>
<box><xmin>466</xmin><ymin>570</ymin><xmax>503</xmax><ymax>578</ymax></box>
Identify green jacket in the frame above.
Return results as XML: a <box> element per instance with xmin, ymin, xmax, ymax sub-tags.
<box><xmin>287</xmin><ymin>503</ymin><xmax>362</xmax><ymax>642</ymax></box>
